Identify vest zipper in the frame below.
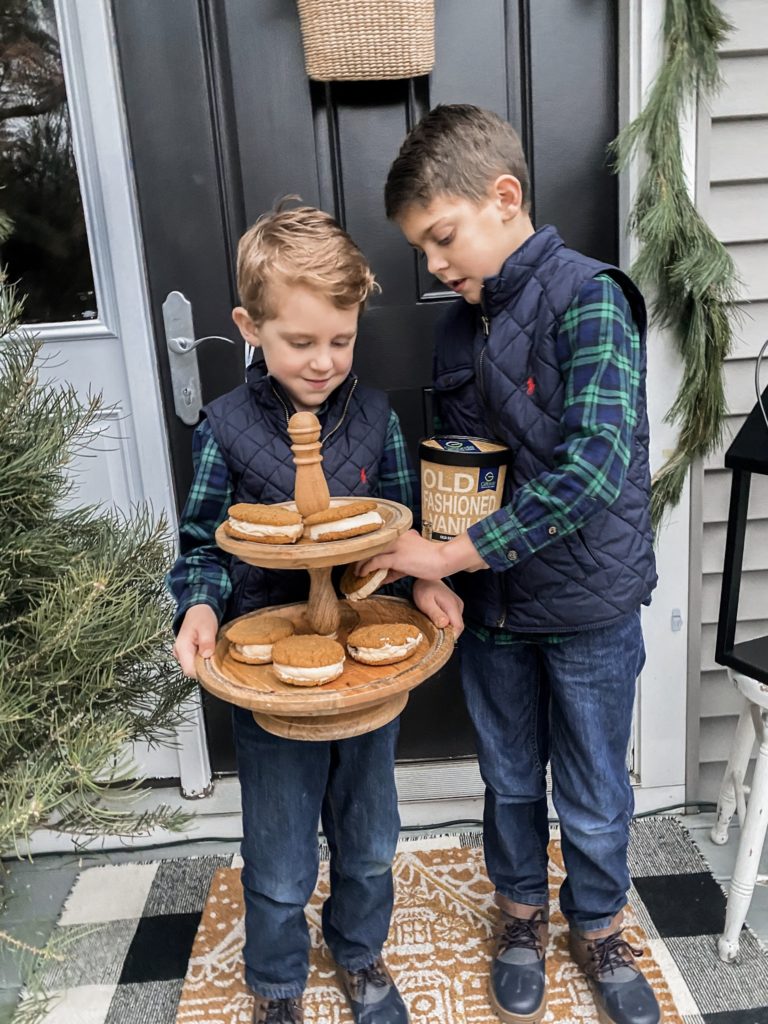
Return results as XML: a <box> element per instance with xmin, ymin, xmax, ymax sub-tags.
<box><xmin>269</xmin><ymin>377</ymin><xmax>357</xmax><ymax>445</ymax></box>
<box><xmin>270</xmin><ymin>383</ymin><xmax>292</xmax><ymax>426</ymax></box>
<box><xmin>322</xmin><ymin>377</ymin><xmax>357</xmax><ymax>445</ymax></box>
<box><xmin>478</xmin><ymin>313</ymin><xmax>490</xmax><ymax>408</ymax></box>
<box><xmin>480</xmin><ymin>309</ymin><xmax>507</xmax><ymax>629</ymax></box>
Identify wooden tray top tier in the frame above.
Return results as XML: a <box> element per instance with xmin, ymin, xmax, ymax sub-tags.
<box><xmin>196</xmin><ymin>596</ymin><xmax>453</xmax><ymax>716</ymax></box>
<box><xmin>216</xmin><ymin>497</ymin><xmax>412</xmax><ymax>569</ymax></box>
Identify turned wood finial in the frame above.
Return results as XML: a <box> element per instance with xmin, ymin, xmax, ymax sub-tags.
<box><xmin>288</xmin><ymin>411</ymin><xmax>331</xmax><ymax>518</ymax></box>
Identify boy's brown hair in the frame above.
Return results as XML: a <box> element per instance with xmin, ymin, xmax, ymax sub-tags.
<box><xmin>385</xmin><ymin>104</ymin><xmax>531</xmax><ymax>220</ymax></box>
<box><xmin>237</xmin><ymin>203</ymin><xmax>378</xmax><ymax>325</ymax></box>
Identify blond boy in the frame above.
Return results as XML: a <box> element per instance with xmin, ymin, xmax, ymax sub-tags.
<box><xmin>169</xmin><ymin>206</ymin><xmax>462</xmax><ymax>1024</ymax></box>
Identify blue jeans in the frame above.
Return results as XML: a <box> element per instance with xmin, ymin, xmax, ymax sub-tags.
<box><xmin>233</xmin><ymin>707</ymin><xmax>400</xmax><ymax>999</ymax></box>
<box><xmin>460</xmin><ymin>610</ymin><xmax>645</xmax><ymax>932</ymax></box>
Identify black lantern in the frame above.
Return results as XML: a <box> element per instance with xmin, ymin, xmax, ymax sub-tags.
<box><xmin>716</xmin><ymin>380</ymin><xmax>768</xmax><ymax>682</ymax></box>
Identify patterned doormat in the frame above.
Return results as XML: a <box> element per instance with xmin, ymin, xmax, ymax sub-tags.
<box><xmin>19</xmin><ymin>818</ymin><xmax>768</xmax><ymax>1023</ymax></box>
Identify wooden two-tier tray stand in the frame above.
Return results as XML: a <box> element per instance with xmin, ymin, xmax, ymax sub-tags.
<box><xmin>196</xmin><ymin>411</ymin><xmax>454</xmax><ymax>740</ymax></box>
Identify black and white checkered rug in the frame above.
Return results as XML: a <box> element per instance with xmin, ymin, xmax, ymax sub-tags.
<box><xmin>16</xmin><ymin>818</ymin><xmax>768</xmax><ymax>1023</ymax></box>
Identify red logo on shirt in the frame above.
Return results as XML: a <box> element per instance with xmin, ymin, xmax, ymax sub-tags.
<box><xmin>526</xmin><ymin>376</ymin><xmax>535</xmax><ymax>396</ymax></box>
<box><xmin>360</xmin><ymin>467</ymin><xmax>367</xmax><ymax>484</ymax></box>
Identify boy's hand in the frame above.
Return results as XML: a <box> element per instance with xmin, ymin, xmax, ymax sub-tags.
<box><xmin>173</xmin><ymin>603</ymin><xmax>219</xmax><ymax>678</ymax></box>
<box><xmin>359</xmin><ymin>529</ymin><xmax>488</xmax><ymax>581</ymax></box>
<box><xmin>413</xmin><ymin>579</ymin><xmax>464</xmax><ymax>637</ymax></box>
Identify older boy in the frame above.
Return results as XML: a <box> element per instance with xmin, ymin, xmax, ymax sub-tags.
<box><xmin>169</xmin><ymin>205</ymin><xmax>463</xmax><ymax>1024</ymax></box>
<box><xmin>362</xmin><ymin>106</ymin><xmax>659</xmax><ymax>1024</ymax></box>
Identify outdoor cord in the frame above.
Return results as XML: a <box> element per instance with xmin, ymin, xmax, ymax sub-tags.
<box><xmin>5</xmin><ymin>802</ymin><xmax>720</xmax><ymax>860</ymax></box>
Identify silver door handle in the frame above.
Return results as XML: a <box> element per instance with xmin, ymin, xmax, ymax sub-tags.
<box><xmin>162</xmin><ymin>291</ymin><xmax>236</xmax><ymax>425</ymax></box>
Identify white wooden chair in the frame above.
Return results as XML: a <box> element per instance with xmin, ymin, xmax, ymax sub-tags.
<box><xmin>710</xmin><ymin>669</ymin><xmax>768</xmax><ymax>961</ymax></box>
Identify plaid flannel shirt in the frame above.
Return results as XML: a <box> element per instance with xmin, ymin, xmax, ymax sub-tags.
<box><xmin>465</xmin><ymin>273</ymin><xmax>642</xmax><ymax>644</ymax></box>
<box><xmin>167</xmin><ymin>405</ymin><xmax>416</xmax><ymax>631</ymax></box>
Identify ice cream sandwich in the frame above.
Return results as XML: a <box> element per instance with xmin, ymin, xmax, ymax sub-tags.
<box><xmin>224</xmin><ymin>615</ymin><xmax>295</xmax><ymax>664</ymax></box>
<box><xmin>303</xmin><ymin>500</ymin><xmax>383</xmax><ymax>542</ymax></box>
<box><xmin>347</xmin><ymin>624</ymin><xmax>423</xmax><ymax>666</ymax></box>
<box><xmin>224</xmin><ymin>503</ymin><xmax>303</xmax><ymax>544</ymax></box>
<box><xmin>271</xmin><ymin>635</ymin><xmax>346</xmax><ymax>686</ymax></box>
<box><xmin>340</xmin><ymin>564</ymin><xmax>388</xmax><ymax>602</ymax></box>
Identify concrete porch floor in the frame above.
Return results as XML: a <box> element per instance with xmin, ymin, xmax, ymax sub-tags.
<box><xmin>1</xmin><ymin>811</ymin><xmax>766</xmax><ymax>1022</ymax></box>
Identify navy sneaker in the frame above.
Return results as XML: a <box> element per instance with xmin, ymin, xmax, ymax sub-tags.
<box><xmin>489</xmin><ymin>907</ymin><xmax>548</xmax><ymax>1023</ymax></box>
<box><xmin>251</xmin><ymin>995</ymin><xmax>303</xmax><ymax>1024</ymax></box>
<box><xmin>569</xmin><ymin>928</ymin><xmax>661</xmax><ymax>1024</ymax></box>
<box><xmin>337</xmin><ymin>958</ymin><xmax>409</xmax><ymax>1023</ymax></box>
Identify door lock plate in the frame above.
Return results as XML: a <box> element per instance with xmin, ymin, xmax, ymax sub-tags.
<box><xmin>163</xmin><ymin>291</ymin><xmax>203</xmax><ymax>425</ymax></box>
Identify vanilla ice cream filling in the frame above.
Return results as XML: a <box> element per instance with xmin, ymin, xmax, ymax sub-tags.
<box><xmin>235</xmin><ymin>643</ymin><xmax>273</xmax><ymax>660</ymax></box>
<box><xmin>349</xmin><ymin>635</ymin><xmax>421</xmax><ymax>662</ymax></box>
<box><xmin>308</xmin><ymin>511</ymin><xmax>382</xmax><ymax>541</ymax></box>
<box><xmin>229</xmin><ymin>517</ymin><xmax>302</xmax><ymax>540</ymax></box>
<box><xmin>274</xmin><ymin>661</ymin><xmax>345</xmax><ymax>681</ymax></box>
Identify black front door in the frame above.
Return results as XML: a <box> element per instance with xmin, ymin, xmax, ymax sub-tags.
<box><xmin>113</xmin><ymin>0</ymin><xmax>619</xmax><ymax>773</ymax></box>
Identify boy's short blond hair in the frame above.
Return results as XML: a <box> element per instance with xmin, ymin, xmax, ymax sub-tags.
<box><xmin>385</xmin><ymin>104</ymin><xmax>531</xmax><ymax>220</ymax></box>
<box><xmin>237</xmin><ymin>204</ymin><xmax>378</xmax><ymax>324</ymax></box>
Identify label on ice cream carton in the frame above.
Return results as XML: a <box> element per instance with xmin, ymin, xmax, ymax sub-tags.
<box><xmin>420</xmin><ymin>436</ymin><xmax>510</xmax><ymax>542</ymax></box>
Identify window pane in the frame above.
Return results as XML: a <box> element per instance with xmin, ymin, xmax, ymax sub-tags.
<box><xmin>0</xmin><ymin>0</ymin><xmax>97</xmax><ymax>324</ymax></box>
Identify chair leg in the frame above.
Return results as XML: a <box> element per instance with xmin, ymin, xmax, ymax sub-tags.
<box><xmin>718</xmin><ymin>710</ymin><xmax>768</xmax><ymax>962</ymax></box>
<box><xmin>710</xmin><ymin>699</ymin><xmax>756</xmax><ymax>845</ymax></box>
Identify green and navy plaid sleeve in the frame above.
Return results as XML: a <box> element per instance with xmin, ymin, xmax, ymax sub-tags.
<box><xmin>166</xmin><ymin>418</ymin><xmax>233</xmax><ymax>632</ymax></box>
<box><xmin>375</xmin><ymin>409</ymin><xmax>418</xmax><ymax>599</ymax></box>
<box><xmin>468</xmin><ymin>274</ymin><xmax>641</xmax><ymax>572</ymax></box>
<box><xmin>375</xmin><ymin>409</ymin><xmax>418</xmax><ymax>510</ymax></box>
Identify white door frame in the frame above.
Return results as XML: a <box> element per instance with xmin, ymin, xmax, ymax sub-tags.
<box><xmin>621</xmin><ymin>0</ymin><xmax>690</xmax><ymax>811</ymax></box>
<box><xmin>54</xmin><ymin>0</ymin><xmax>212</xmax><ymax>796</ymax></box>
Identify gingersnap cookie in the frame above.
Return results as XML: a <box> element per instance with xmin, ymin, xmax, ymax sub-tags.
<box><xmin>223</xmin><ymin>503</ymin><xmax>303</xmax><ymax>544</ymax></box>
<box><xmin>340</xmin><ymin>564</ymin><xmax>388</xmax><ymax>602</ymax></box>
<box><xmin>271</xmin><ymin>635</ymin><xmax>346</xmax><ymax>686</ymax></box>
<box><xmin>303</xmin><ymin>500</ymin><xmax>383</xmax><ymax>542</ymax></box>
<box><xmin>224</xmin><ymin>615</ymin><xmax>295</xmax><ymax>665</ymax></box>
<box><xmin>347</xmin><ymin>623</ymin><xmax>423</xmax><ymax>666</ymax></box>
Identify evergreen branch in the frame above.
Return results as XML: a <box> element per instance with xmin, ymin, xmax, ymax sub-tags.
<box><xmin>611</xmin><ymin>0</ymin><xmax>737</xmax><ymax>530</ymax></box>
<box><xmin>1</xmin><ymin>69</ymin><xmax>199</xmax><ymax>1024</ymax></box>
<box><xmin>0</xmin><ymin>329</ymin><xmax>196</xmax><ymax>862</ymax></box>
<box><xmin>1</xmin><ymin>924</ymin><xmax>97</xmax><ymax>1024</ymax></box>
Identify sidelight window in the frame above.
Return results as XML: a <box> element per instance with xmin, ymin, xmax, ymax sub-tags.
<box><xmin>0</xmin><ymin>0</ymin><xmax>96</xmax><ymax>324</ymax></box>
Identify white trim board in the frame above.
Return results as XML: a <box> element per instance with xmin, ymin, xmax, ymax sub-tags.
<box><xmin>621</xmin><ymin>0</ymin><xmax>690</xmax><ymax>796</ymax></box>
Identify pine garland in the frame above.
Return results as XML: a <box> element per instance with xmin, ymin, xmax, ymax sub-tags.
<box><xmin>612</xmin><ymin>0</ymin><xmax>737</xmax><ymax>530</ymax></box>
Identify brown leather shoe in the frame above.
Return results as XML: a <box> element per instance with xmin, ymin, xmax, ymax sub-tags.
<box><xmin>251</xmin><ymin>994</ymin><xmax>304</xmax><ymax>1023</ymax></box>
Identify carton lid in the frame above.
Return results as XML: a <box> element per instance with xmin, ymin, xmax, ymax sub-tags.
<box><xmin>420</xmin><ymin>435</ymin><xmax>511</xmax><ymax>468</ymax></box>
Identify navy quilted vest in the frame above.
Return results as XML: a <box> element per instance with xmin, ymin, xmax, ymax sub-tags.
<box><xmin>433</xmin><ymin>226</ymin><xmax>657</xmax><ymax>632</ymax></box>
<box><xmin>203</xmin><ymin>361</ymin><xmax>390</xmax><ymax>622</ymax></box>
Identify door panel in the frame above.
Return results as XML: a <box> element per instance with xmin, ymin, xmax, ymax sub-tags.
<box><xmin>113</xmin><ymin>0</ymin><xmax>618</xmax><ymax>772</ymax></box>
<box><xmin>529</xmin><ymin>0</ymin><xmax>618</xmax><ymax>259</ymax></box>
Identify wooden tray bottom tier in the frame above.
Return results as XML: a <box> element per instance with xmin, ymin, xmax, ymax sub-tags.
<box><xmin>196</xmin><ymin>596</ymin><xmax>453</xmax><ymax>716</ymax></box>
<box><xmin>252</xmin><ymin>692</ymin><xmax>408</xmax><ymax>740</ymax></box>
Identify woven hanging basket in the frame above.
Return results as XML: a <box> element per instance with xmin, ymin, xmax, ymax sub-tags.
<box><xmin>296</xmin><ymin>0</ymin><xmax>435</xmax><ymax>81</ymax></box>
